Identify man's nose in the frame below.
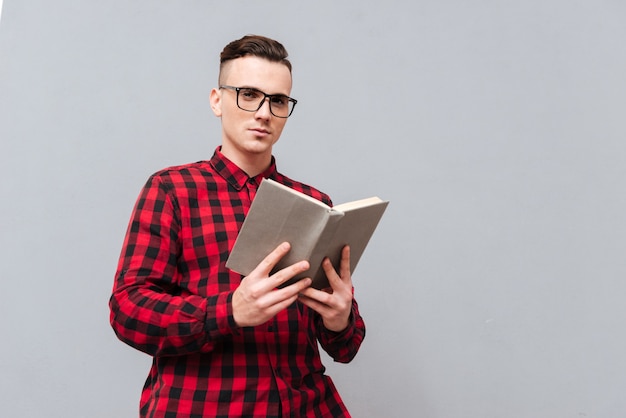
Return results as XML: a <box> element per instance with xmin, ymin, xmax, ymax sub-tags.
<box><xmin>255</xmin><ymin>98</ymin><xmax>272</xmax><ymax>119</ymax></box>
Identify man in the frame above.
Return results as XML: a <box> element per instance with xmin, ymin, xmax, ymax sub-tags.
<box><xmin>109</xmin><ymin>35</ymin><xmax>366</xmax><ymax>417</ymax></box>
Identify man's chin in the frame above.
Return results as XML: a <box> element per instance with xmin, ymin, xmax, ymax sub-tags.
<box><xmin>245</xmin><ymin>138</ymin><xmax>277</xmax><ymax>152</ymax></box>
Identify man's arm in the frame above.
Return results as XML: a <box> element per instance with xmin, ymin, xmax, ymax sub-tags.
<box><xmin>109</xmin><ymin>176</ymin><xmax>230</xmax><ymax>357</ymax></box>
<box><xmin>109</xmin><ymin>176</ymin><xmax>313</xmax><ymax>357</ymax></box>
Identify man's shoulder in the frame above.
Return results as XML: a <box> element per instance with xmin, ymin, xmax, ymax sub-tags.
<box><xmin>143</xmin><ymin>161</ymin><xmax>219</xmax><ymax>191</ymax></box>
<box><xmin>150</xmin><ymin>161</ymin><xmax>214</xmax><ymax>180</ymax></box>
<box><xmin>272</xmin><ymin>172</ymin><xmax>333</xmax><ymax>206</ymax></box>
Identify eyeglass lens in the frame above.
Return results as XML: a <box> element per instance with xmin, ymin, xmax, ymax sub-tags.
<box><xmin>236</xmin><ymin>88</ymin><xmax>294</xmax><ymax>118</ymax></box>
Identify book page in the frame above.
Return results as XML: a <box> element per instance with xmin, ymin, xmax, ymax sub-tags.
<box><xmin>333</xmin><ymin>196</ymin><xmax>384</xmax><ymax>212</ymax></box>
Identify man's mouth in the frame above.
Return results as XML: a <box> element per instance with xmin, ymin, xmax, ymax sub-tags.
<box><xmin>250</xmin><ymin>128</ymin><xmax>270</xmax><ymax>135</ymax></box>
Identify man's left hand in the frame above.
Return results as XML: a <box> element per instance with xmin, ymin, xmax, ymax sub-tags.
<box><xmin>297</xmin><ymin>245</ymin><xmax>354</xmax><ymax>332</ymax></box>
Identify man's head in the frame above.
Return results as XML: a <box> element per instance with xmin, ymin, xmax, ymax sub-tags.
<box><xmin>210</xmin><ymin>35</ymin><xmax>295</xmax><ymax>175</ymax></box>
<box><xmin>218</xmin><ymin>35</ymin><xmax>292</xmax><ymax>85</ymax></box>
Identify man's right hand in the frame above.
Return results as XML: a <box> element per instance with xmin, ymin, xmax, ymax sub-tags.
<box><xmin>231</xmin><ymin>242</ymin><xmax>312</xmax><ymax>327</ymax></box>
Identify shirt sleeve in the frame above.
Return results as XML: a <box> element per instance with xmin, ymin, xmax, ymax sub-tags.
<box><xmin>316</xmin><ymin>297</ymin><xmax>366</xmax><ymax>363</ymax></box>
<box><xmin>109</xmin><ymin>175</ymin><xmax>239</xmax><ymax>357</ymax></box>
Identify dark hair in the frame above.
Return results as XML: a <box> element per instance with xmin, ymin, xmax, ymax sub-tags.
<box><xmin>219</xmin><ymin>35</ymin><xmax>292</xmax><ymax>83</ymax></box>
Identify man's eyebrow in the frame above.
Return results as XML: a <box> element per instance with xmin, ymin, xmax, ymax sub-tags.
<box><xmin>240</xmin><ymin>85</ymin><xmax>290</xmax><ymax>96</ymax></box>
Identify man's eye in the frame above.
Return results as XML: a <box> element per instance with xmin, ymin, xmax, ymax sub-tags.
<box><xmin>270</xmin><ymin>96</ymin><xmax>288</xmax><ymax>107</ymax></box>
<box><xmin>240</xmin><ymin>89</ymin><xmax>261</xmax><ymax>100</ymax></box>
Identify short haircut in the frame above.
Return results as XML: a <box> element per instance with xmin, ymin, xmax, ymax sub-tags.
<box><xmin>218</xmin><ymin>35</ymin><xmax>292</xmax><ymax>84</ymax></box>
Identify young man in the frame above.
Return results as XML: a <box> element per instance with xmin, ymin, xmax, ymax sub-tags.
<box><xmin>109</xmin><ymin>35</ymin><xmax>366</xmax><ymax>417</ymax></box>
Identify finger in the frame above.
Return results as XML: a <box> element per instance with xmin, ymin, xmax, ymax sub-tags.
<box><xmin>250</xmin><ymin>242</ymin><xmax>291</xmax><ymax>277</ymax></box>
<box><xmin>261</xmin><ymin>277</ymin><xmax>312</xmax><ymax>313</ymax></box>
<box><xmin>322</xmin><ymin>258</ymin><xmax>340</xmax><ymax>288</ymax></box>
<box><xmin>339</xmin><ymin>245</ymin><xmax>352</xmax><ymax>281</ymax></box>
<box><xmin>298</xmin><ymin>290</ymin><xmax>331</xmax><ymax>313</ymax></box>
<box><xmin>276</xmin><ymin>277</ymin><xmax>313</xmax><ymax>301</ymax></box>
<box><xmin>271</xmin><ymin>260</ymin><xmax>310</xmax><ymax>288</ymax></box>
<box><xmin>322</xmin><ymin>256</ymin><xmax>351</xmax><ymax>291</ymax></box>
<box><xmin>299</xmin><ymin>287</ymin><xmax>332</xmax><ymax>306</ymax></box>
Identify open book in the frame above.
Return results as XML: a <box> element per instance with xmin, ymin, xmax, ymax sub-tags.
<box><xmin>226</xmin><ymin>178</ymin><xmax>389</xmax><ymax>289</ymax></box>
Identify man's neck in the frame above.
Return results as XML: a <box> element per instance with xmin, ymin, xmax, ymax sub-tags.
<box><xmin>220</xmin><ymin>146</ymin><xmax>272</xmax><ymax>178</ymax></box>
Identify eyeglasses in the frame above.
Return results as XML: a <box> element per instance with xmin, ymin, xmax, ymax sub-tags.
<box><xmin>219</xmin><ymin>85</ymin><xmax>297</xmax><ymax>118</ymax></box>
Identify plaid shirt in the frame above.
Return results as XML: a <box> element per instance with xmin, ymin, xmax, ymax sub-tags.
<box><xmin>110</xmin><ymin>147</ymin><xmax>366</xmax><ymax>417</ymax></box>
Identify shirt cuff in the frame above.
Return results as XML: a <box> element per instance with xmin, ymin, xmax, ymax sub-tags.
<box><xmin>205</xmin><ymin>291</ymin><xmax>241</xmax><ymax>339</ymax></box>
<box><xmin>322</xmin><ymin>311</ymin><xmax>355</xmax><ymax>342</ymax></box>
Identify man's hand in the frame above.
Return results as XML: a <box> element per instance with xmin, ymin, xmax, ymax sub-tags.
<box><xmin>297</xmin><ymin>245</ymin><xmax>354</xmax><ymax>332</ymax></box>
<box><xmin>232</xmin><ymin>242</ymin><xmax>312</xmax><ymax>327</ymax></box>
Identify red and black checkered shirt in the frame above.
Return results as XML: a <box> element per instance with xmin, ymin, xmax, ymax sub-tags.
<box><xmin>110</xmin><ymin>147</ymin><xmax>366</xmax><ymax>417</ymax></box>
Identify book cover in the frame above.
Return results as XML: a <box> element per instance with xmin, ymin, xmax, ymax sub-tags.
<box><xmin>226</xmin><ymin>178</ymin><xmax>388</xmax><ymax>289</ymax></box>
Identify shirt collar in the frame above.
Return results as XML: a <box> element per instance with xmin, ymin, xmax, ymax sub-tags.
<box><xmin>209</xmin><ymin>146</ymin><xmax>277</xmax><ymax>191</ymax></box>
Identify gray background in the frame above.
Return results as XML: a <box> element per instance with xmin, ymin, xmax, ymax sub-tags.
<box><xmin>1</xmin><ymin>1</ymin><xmax>625</xmax><ymax>417</ymax></box>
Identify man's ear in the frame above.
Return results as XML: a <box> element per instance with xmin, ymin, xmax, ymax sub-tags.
<box><xmin>209</xmin><ymin>88</ymin><xmax>222</xmax><ymax>117</ymax></box>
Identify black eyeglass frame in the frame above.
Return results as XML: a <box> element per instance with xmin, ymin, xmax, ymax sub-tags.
<box><xmin>219</xmin><ymin>85</ymin><xmax>298</xmax><ymax>118</ymax></box>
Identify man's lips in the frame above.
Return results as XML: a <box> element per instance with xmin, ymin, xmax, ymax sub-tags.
<box><xmin>250</xmin><ymin>127</ymin><xmax>270</xmax><ymax>136</ymax></box>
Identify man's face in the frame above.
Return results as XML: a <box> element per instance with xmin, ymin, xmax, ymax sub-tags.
<box><xmin>211</xmin><ymin>56</ymin><xmax>292</xmax><ymax>164</ymax></box>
